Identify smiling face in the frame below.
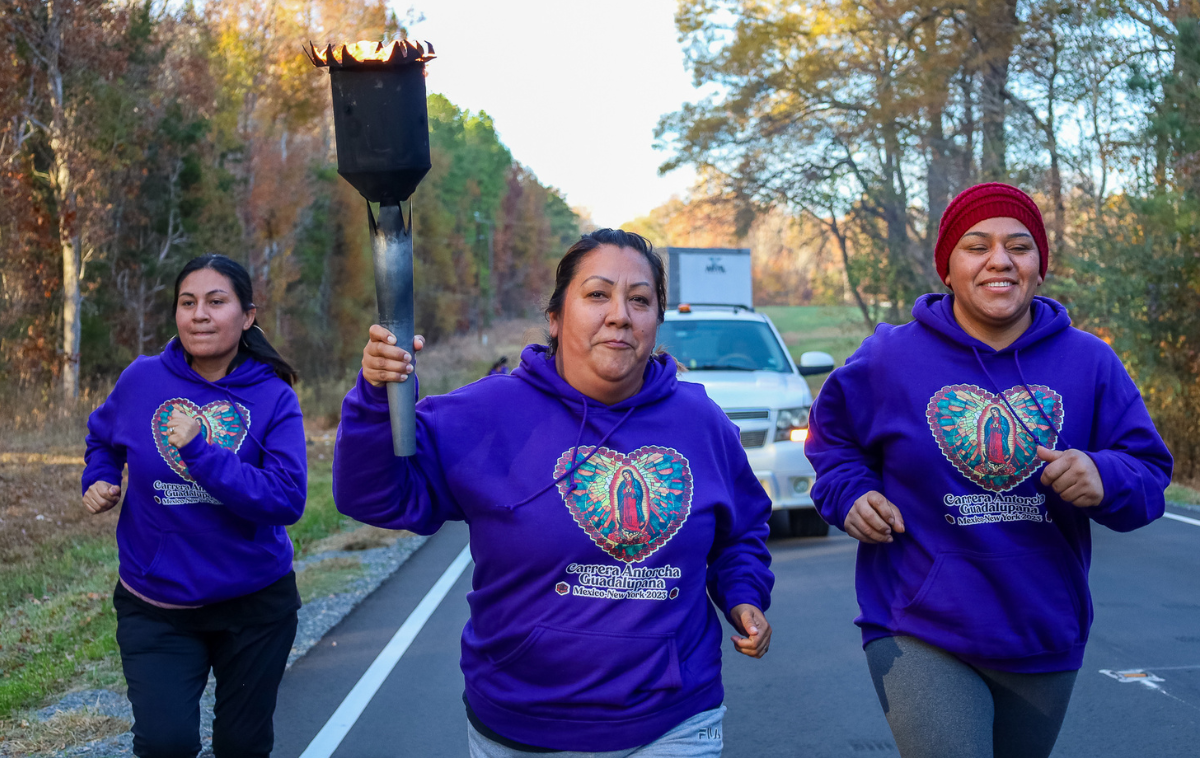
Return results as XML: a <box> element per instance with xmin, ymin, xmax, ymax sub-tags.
<box><xmin>944</xmin><ymin>216</ymin><xmax>1043</xmax><ymax>335</ymax></box>
<box><xmin>175</xmin><ymin>268</ymin><xmax>255</xmax><ymax>363</ymax></box>
<box><xmin>548</xmin><ymin>244</ymin><xmax>659</xmax><ymax>404</ymax></box>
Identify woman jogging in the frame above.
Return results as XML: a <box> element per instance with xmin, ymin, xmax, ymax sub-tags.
<box><xmin>335</xmin><ymin>228</ymin><xmax>774</xmax><ymax>756</ymax></box>
<box><xmin>82</xmin><ymin>254</ymin><xmax>307</xmax><ymax>758</ymax></box>
<box><xmin>806</xmin><ymin>183</ymin><xmax>1173</xmax><ymax>758</ymax></box>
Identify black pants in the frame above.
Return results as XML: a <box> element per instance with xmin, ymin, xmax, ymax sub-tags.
<box><xmin>114</xmin><ymin>585</ymin><xmax>297</xmax><ymax>758</ymax></box>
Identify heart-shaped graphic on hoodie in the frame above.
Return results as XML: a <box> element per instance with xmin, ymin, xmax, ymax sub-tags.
<box><xmin>153</xmin><ymin>398</ymin><xmax>250</xmax><ymax>482</ymax></box>
<box><xmin>555</xmin><ymin>446</ymin><xmax>693</xmax><ymax>563</ymax></box>
<box><xmin>925</xmin><ymin>384</ymin><xmax>1063</xmax><ymax>493</ymax></box>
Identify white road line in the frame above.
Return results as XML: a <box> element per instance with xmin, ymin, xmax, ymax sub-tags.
<box><xmin>1163</xmin><ymin>512</ymin><xmax>1200</xmax><ymax>527</ymax></box>
<box><xmin>299</xmin><ymin>543</ymin><xmax>473</xmax><ymax>758</ymax></box>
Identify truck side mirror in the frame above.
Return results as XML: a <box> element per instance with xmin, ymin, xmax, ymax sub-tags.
<box><xmin>797</xmin><ymin>351</ymin><xmax>836</xmax><ymax>376</ymax></box>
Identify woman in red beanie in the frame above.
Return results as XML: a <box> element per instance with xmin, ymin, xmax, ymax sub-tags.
<box><xmin>806</xmin><ymin>183</ymin><xmax>1172</xmax><ymax>757</ymax></box>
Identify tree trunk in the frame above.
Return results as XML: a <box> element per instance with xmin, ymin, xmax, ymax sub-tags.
<box><xmin>136</xmin><ymin>278</ymin><xmax>147</xmax><ymax>356</ymax></box>
<box><xmin>46</xmin><ymin>0</ymin><xmax>82</xmax><ymax>400</ymax></box>
<box><xmin>975</xmin><ymin>0</ymin><xmax>1019</xmax><ymax>181</ymax></box>
<box><xmin>960</xmin><ymin>67</ymin><xmax>977</xmax><ymax>186</ymax></box>
<box><xmin>1046</xmin><ymin>36</ymin><xmax>1065</xmax><ymax>253</ymax></box>
<box><xmin>827</xmin><ymin>213</ymin><xmax>874</xmax><ymax>330</ymax></box>
<box><xmin>927</xmin><ymin>104</ymin><xmax>952</xmax><ymax>249</ymax></box>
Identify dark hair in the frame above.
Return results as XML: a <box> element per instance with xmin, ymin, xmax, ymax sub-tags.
<box><xmin>544</xmin><ymin>229</ymin><xmax>666</xmax><ymax>355</ymax></box>
<box><xmin>173</xmin><ymin>254</ymin><xmax>299</xmax><ymax>385</ymax></box>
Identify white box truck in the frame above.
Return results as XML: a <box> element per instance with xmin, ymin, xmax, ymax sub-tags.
<box><xmin>657</xmin><ymin>247</ymin><xmax>836</xmax><ymax>537</ymax></box>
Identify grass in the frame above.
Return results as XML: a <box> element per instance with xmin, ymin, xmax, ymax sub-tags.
<box><xmin>1166</xmin><ymin>483</ymin><xmax>1200</xmax><ymax>506</ymax></box>
<box><xmin>0</xmin><ymin>318</ymin><xmax>536</xmax><ymax>733</ymax></box>
<box><xmin>0</xmin><ymin>546</ymin><xmax>124</xmax><ymax>718</ymax></box>
<box><xmin>0</xmin><ymin>450</ymin><xmax>349</xmax><ymax>724</ymax></box>
<box><xmin>296</xmin><ymin>557</ymin><xmax>366</xmax><ymax>604</ymax></box>
<box><xmin>759</xmin><ymin>305</ymin><xmax>875</xmax><ymax>394</ymax></box>
<box><xmin>288</xmin><ymin>451</ymin><xmax>348</xmax><ymax>557</ymax></box>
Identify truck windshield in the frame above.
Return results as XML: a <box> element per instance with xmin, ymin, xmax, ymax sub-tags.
<box><xmin>657</xmin><ymin>320</ymin><xmax>793</xmax><ymax>373</ymax></box>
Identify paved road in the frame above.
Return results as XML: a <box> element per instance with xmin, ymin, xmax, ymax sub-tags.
<box><xmin>274</xmin><ymin>507</ymin><xmax>1200</xmax><ymax>757</ymax></box>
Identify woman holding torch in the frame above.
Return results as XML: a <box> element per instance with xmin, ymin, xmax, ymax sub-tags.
<box><xmin>805</xmin><ymin>184</ymin><xmax>1173</xmax><ymax>758</ymax></box>
<box><xmin>335</xmin><ymin>229</ymin><xmax>773</xmax><ymax>756</ymax></box>
<box><xmin>82</xmin><ymin>254</ymin><xmax>307</xmax><ymax>758</ymax></box>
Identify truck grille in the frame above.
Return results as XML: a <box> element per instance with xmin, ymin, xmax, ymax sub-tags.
<box><xmin>726</xmin><ymin>409</ymin><xmax>769</xmax><ymax>421</ymax></box>
<box><xmin>740</xmin><ymin>429</ymin><xmax>767</xmax><ymax>448</ymax></box>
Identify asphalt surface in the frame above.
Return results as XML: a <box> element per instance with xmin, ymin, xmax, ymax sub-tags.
<box><xmin>273</xmin><ymin>507</ymin><xmax>1200</xmax><ymax>757</ymax></box>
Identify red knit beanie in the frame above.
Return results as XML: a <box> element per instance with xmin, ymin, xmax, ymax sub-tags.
<box><xmin>935</xmin><ymin>183</ymin><xmax>1049</xmax><ymax>282</ymax></box>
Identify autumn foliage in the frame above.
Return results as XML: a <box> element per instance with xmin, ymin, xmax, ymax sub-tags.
<box><xmin>0</xmin><ymin>0</ymin><xmax>577</xmax><ymax>394</ymax></box>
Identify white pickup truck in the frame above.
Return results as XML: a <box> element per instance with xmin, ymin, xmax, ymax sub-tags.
<box><xmin>656</xmin><ymin>304</ymin><xmax>835</xmax><ymax>537</ymax></box>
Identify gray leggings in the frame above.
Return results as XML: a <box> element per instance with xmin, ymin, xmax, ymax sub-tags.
<box><xmin>864</xmin><ymin>636</ymin><xmax>1078</xmax><ymax>758</ymax></box>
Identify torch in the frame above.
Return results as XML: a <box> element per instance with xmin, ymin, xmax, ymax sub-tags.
<box><xmin>307</xmin><ymin>39</ymin><xmax>435</xmax><ymax>456</ymax></box>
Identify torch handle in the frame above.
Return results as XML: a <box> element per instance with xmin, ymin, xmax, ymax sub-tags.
<box><xmin>369</xmin><ymin>202</ymin><xmax>417</xmax><ymax>457</ymax></box>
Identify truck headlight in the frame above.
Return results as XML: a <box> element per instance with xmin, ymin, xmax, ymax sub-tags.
<box><xmin>775</xmin><ymin>407</ymin><xmax>810</xmax><ymax>442</ymax></box>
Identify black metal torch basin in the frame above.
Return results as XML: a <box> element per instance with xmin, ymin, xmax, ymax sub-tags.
<box><xmin>307</xmin><ymin>39</ymin><xmax>436</xmax><ymax>456</ymax></box>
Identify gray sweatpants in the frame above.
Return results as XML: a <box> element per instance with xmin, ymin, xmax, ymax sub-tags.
<box><xmin>865</xmin><ymin>636</ymin><xmax>1078</xmax><ymax>758</ymax></box>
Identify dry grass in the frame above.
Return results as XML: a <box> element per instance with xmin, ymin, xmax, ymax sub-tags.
<box><xmin>414</xmin><ymin>318</ymin><xmax>544</xmax><ymax>396</ymax></box>
<box><xmin>0</xmin><ymin>383</ymin><xmax>113</xmax><ymax>456</ymax></box>
<box><xmin>0</xmin><ymin>709</ymin><xmax>130</xmax><ymax>756</ymax></box>
<box><xmin>286</xmin><ymin>317</ymin><xmax>545</xmax><ymax>427</ymax></box>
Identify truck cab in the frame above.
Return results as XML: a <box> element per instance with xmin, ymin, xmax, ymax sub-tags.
<box><xmin>657</xmin><ymin>304</ymin><xmax>835</xmax><ymax>537</ymax></box>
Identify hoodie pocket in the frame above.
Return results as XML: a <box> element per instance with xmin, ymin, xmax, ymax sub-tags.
<box><xmin>487</xmin><ymin>624</ymin><xmax>683</xmax><ymax>711</ymax></box>
<box><xmin>142</xmin><ymin>529</ymin><xmax>282</xmax><ymax>599</ymax></box>
<box><xmin>896</xmin><ymin>549</ymin><xmax>1085</xmax><ymax>660</ymax></box>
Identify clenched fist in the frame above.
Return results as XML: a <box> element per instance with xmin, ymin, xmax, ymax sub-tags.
<box><xmin>1038</xmin><ymin>446</ymin><xmax>1104</xmax><ymax>507</ymax></box>
<box><xmin>83</xmin><ymin>480</ymin><xmax>121</xmax><ymax>514</ymax></box>
<box><xmin>729</xmin><ymin>604</ymin><xmax>772</xmax><ymax>658</ymax></box>
<box><xmin>166</xmin><ymin>408</ymin><xmax>202</xmax><ymax>449</ymax></box>
<box><xmin>845</xmin><ymin>491</ymin><xmax>905</xmax><ymax>544</ymax></box>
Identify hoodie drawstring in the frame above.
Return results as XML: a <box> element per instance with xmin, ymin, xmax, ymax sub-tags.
<box><xmin>971</xmin><ymin>346</ymin><xmax>1063</xmax><ymax>450</ymax></box>
<box><xmin>503</xmin><ymin>401</ymin><xmax>638</xmax><ymax>511</ymax></box>
<box><xmin>1013</xmin><ymin>350</ymin><xmax>1072</xmax><ymax>449</ymax></box>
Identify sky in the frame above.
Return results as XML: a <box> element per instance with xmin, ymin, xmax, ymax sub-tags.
<box><xmin>403</xmin><ymin>0</ymin><xmax>704</xmax><ymax>227</ymax></box>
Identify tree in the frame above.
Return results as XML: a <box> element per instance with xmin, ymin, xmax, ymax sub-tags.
<box><xmin>3</xmin><ymin>0</ymin><xmax>129</xmax><ymax>398</ymax></box>
<box><xmin>659</xmin><ymin>1</ymin><xmax>966</xmax><ymax>323</ymax></box>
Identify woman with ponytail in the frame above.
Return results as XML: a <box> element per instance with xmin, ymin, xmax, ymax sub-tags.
<box><xmin>82</xmin><ymin>254</ymin><xmax>307</xmax><ymax>758</ymax></box>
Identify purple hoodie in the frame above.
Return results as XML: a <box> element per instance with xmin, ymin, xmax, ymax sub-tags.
<box><xmin>334</xmin><ymin>345</ymin><xmax>772</xmax><ymax>751</ymax></box>
<box><xmin>83</xmin><ymin>338</ymin><xmax>307</xmax><ymax>606</ymax></box>
<box><xmin>806</xmin><ymin>294</ymin><xmax>1172</xmax><ymax>673</ymax></box>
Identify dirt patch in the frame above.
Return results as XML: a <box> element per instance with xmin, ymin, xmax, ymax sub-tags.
<box><xmin>0</xmin><ymin>457</ymin><xmax>120</xmax><ymax>568</ymax></box>
<box><xmin>308</xmin><ymin>525</ymin><xmax>409</xmax><ymax>553</ymax></box>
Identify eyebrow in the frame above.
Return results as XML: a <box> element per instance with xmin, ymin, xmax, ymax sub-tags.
<box><xmin>962</xmin><ymin>231</ymin><xmax>1034</xmax><ymax>240</ymax></box>
<box><xmin>580</xmin><ymin>276</ymin><xmax>652</xmax><ymax>288</ymax></box>
<box><xmin>179</xmin><ymin>289</ymin><xmax>231</xmax><ymax>298</ymax></box>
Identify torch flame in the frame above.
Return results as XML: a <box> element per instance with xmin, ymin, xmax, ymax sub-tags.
<box><xmin>306</xmin><ymin>39</ymin><xmax>436</xmax><ymax>68</ymax></box>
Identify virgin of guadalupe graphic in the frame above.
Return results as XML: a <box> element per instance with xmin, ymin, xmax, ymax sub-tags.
<box><xmin>925</xmin><ymin>384</ymin><xmax>1064</xmax><ymax>493</ymax></box>
<box><xmin>554</xmin><ymin>445</ymin><xmax>694</xmax><ymax>563</ymax></box>
<box><xmin>978</xmin><ymin>406</ymin><xmax>1016</xmax><ymax>475</ymax></box>
<box><xmin>611</xmin><ymin>468</ymin><xmax>652</xmax><ymax>545</ymax></box>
